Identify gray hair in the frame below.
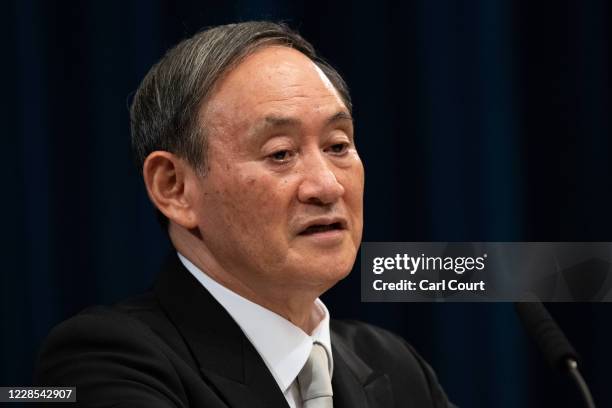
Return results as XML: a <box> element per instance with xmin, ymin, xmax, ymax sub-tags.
<box><xmin>130</xmin><ymin>21</ymin><xmax>352</xmax><ymax>178</ymax></box>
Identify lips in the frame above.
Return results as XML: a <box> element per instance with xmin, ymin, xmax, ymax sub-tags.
<box><xmin>300</xmin><ymin>222</ymin><xmax>343</xmax><ymax>235</ymax></box>
<box><xmin>297</xmin><ymin>218</ymin><xmax>347</xmax><ymax>235</ymax></box>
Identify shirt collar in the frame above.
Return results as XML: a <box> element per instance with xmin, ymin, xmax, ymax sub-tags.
<box><xmin>177</xmin><ymin>253</ymin><xmax>333</xmax><ymax>392</ymax></box>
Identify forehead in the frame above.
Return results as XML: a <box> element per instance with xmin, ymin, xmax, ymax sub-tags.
<box><xmin>201</xmin><ymin>46</ymin><xmax>347</xmax><ymax>129</ymax></box>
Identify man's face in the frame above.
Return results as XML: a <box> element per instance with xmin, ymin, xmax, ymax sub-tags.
<box><xmin>191</xmin><ymin>46</ymin><xmax>364</xmax><ymax>294</ymax></box>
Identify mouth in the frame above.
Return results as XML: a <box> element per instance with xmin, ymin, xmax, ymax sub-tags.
<box><xmin>299</xmin><ymin>222</ymin><xmax>345</xmax><ymax>235</ymax></box>
<box><xmin>297</xmin><ymin>216</ymin><xmax>348</xmax><ymax>237</ymax></box>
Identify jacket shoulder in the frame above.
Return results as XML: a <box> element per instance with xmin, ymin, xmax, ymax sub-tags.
<box><xmin>331</xmin><ymin>319</ymin><xmax>426</xmax><ymax>376</ymax></box>
<box><xmin>331</xmin><ymin>319</ymin><xmax>411</xmax><ymax>351</ymax></box>
<box><xmin>331</xmin><ymin>319</ymin><xmax>455</xmax><ymax>408</ymax></box>
<box><xmin>34</xmin><ymin>296</ymin><xmax>193</xmax><ymax>407</ymax></box>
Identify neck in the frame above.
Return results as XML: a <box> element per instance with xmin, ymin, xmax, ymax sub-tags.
<box><xmin>170</xmin><ymin>224</ymin><xmax>322</xmax><ymax>334</ymax></box>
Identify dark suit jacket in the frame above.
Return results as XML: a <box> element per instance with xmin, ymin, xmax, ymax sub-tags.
<box><xmin>35</xmin><ymin>254</ymin><xmax>454</xmax><ymax>407</ymax></box>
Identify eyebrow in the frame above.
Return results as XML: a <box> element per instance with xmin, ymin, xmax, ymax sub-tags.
<box><xmin>325</xmin><ymin>111</ymin><xmax>354</xmax><ymax>127</ymax></box>
<box><xmin>250</xmin><ymin>110</ymin><xmax>354</xmax><ymax>140</ymax></box>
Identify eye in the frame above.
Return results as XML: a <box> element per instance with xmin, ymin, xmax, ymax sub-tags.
<box><xmin>326</xmin><ymin>143</ymin><xmax>349</xmax><ymax>155</ymax></box>
<box><xmin>269</xmin><ymin>149</ymin><xmax>295</xmax><ymax>163</ymax></box>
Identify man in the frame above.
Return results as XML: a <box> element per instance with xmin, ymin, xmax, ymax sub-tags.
<box><xmin>35</xmin><ymin>22</ymin><xmax>454</xmax><ymax>407</ymax></box>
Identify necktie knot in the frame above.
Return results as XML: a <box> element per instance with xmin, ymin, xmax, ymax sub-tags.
<box><xmin>297</xmin><ymin>342</ymin><xmax>333</xmax><ymax>408</ymax></box>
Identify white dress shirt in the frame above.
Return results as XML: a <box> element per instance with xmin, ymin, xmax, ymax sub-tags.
<box><xmin>178</xmin><ymin>253</ymin><xmax>334</xmax><ymax>408</ymax></box>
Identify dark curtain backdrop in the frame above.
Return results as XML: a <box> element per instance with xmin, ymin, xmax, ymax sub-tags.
<box><xmin>2</xmin><ymin>1</ymin><xmax>611</xmax><ymax>407</ymax></box>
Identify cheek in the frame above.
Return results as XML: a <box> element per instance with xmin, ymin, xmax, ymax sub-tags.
<box><xmin>342</xmin><ymin>165</ymin><xmax>365</xmax><ymax>242</ymax></box>
<box><xmin>212</xmin><ymin>168</ymin><xmax>292</xmax><ymax>236</ymax></box>
<box><xmin>343</xmin><ymin>165</ymin><xmax>365</xmax><ymax>210</ymax></box>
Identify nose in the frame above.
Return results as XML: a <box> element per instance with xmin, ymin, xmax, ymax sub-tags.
<box><xmin>297</xmin><ymin>151</ymin><xmax>345</xmax><ymax>205</ymax></box>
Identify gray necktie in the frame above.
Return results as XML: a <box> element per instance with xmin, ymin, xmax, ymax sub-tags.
<box><xmin>297</xmin><ymin>342</ymin><xmax>333</xmax><ymax>408</ymax></box>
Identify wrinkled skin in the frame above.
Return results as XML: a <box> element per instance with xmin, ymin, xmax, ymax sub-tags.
<box><xmin>170</xmin><ymin>46</ymin><xmax>364</xmax><ymax>331</ymax></box>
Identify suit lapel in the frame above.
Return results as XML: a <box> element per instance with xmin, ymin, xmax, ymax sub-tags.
<box><xmin>154</xmin><ymin>254</ymin><xmax>289</xmax><ymax>408</ymax></box>
<box><xmin>331</xmin><ymin>331</ymin><xmax>394</xmax><ymax>408</ymax></box>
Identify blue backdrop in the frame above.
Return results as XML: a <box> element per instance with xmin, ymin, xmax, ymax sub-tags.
<box><xmin>2</xmin><ymin>1</ymin><xmax>611</xmax><ymax>407</ymax></box>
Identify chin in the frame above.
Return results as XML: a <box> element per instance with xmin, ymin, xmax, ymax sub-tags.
<box><xmin>304</xmin><ymin>254</ymin><xmax>355</xmax><ymax>286</ymax></box>
<box><xmin>283</xmin><ymin>242</ymin><xmax>357</xmax><ymax>285</ymax></box>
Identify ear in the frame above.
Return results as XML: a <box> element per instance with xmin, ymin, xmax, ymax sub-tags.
<box><xmin>142</xmin><ymin>151</ymin><xmax>200</xmax><ymax>229</ymax></box>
